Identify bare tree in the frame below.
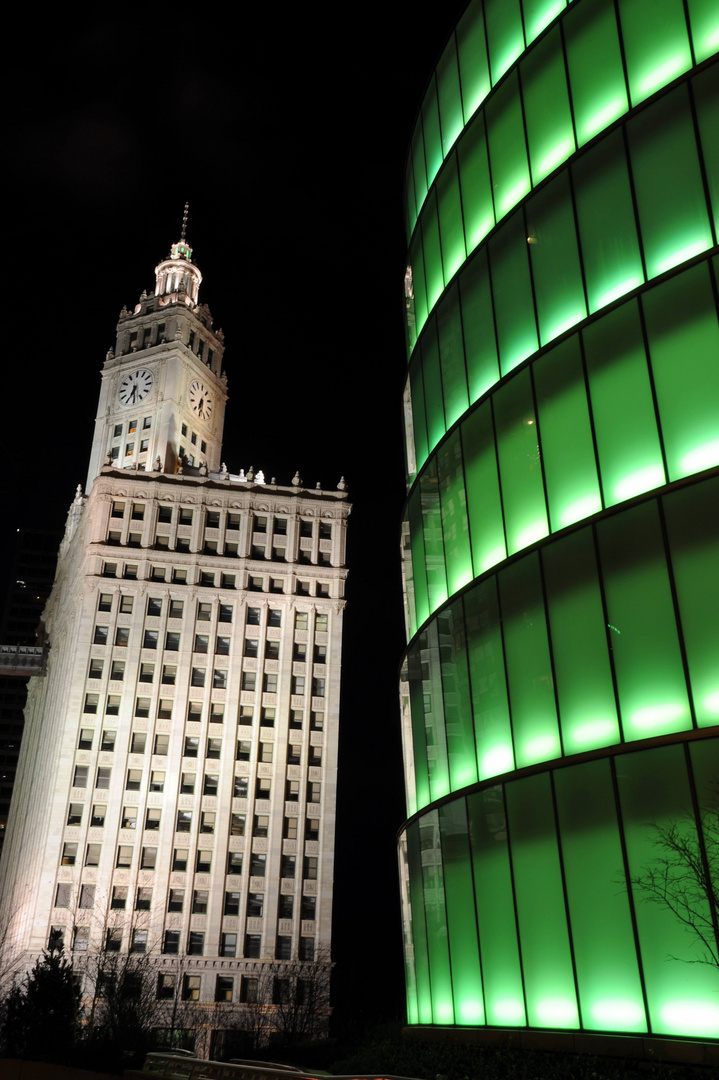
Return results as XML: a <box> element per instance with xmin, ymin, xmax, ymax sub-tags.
<box><xmin>629</xmin><ymin>791</ymin><xmax>719</xmax><ymax>970</ymax></box>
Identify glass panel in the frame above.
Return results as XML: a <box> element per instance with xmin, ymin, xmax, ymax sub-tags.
<box><xmin>597</xmin><ymin>500</ymin><xmax>692</xmax><ymax>741</ymax></box>
<box><xmin>405</xmin><ymin>160</ymin><xmax>417</xmax><ymax>242</ymax></box>
<box><xmin>686</xmin><ymin>0</ymin><xmax>719</xmax><ymax>62</ymax></box>
<box><xmin>398</xmin><ymin>835</ymin><xmax>419</xmax><ymax>1024</ymax></box>
<box><xmin>534</xmin><ymin>336</ymin><xmax>601</xmax><ymax>529</ymax></box>
<box><xmin>406</xmin><ymin>821</ymin><xmax>433</xmax><ymax>1023</ymax></box>
<box><xmin>422</xmin><ymin>80</ymin><xmax>443</xmax><ymax>191</ymax></box>
<box><xmin>494</xmin><ymin>370</ymin><xmax>548</xmax><ymax>554</ymax></box>
<box><xmin>437</xmin><ymin>38</ymin><xmax>464</xmax><ymax>156</ymax></box>
<box><xmin>458</xmin><ymin>114</ymin><xmax>495</xmax><ymax>254</ymax></box>
<box><xmin>485</xmin><ymin>0</ymin><xmax>525</xmax><ymax>82</ymax></box>
<box><xmin>506</xmin><ymin>773</ymin><xmax>579</xmax><ymax>1029</ymax></box>
<box><xmin>486</xmin><ymin>72</ymin><xmax>531</xmax><ymax>217</ymax></box>
<box><xmin>407</xmin><ymin>645</ymin><xmax>430</xmax><ymax>811</ymax></box>
<box><xmin>464</xmin><ymin>580</ymin><xmax>514</xmax><ymax>779</ymax></box>
<box><xmin>663</xmin><ymin>478</ymin><xmax>719</xmax><ymax>728</ymax></box>
<box><xmin>411</xmin><ymin>120</ymin><xmax>428</xmax><ymax>220</ymax></box>
<box><xmin>467</xmin><ymin>786</ymin><xmax>526</xmax><ymax>1026</ymax></box>
<box><xmin>461</xmin><ymin>401</ymin><xmax>506</xmax><ymax>575</ymax></box>
<box><xmin>523</xmin><ymin>0</ymin><xmax>567</xmax><ymax>43</ymax></box>
<box><xmin>437</xmin><ymin>286</ymin><xmax>469</xmax><ymax>429</ymax></box>
<box><xmin>458</xmin><ymin>248</ymin><xmax>499</xmax><ymax>403</ymax></box>
<box><xmin>422</xmin><ymin>193</ymin><xmax>444</xmax><ymax>314</ymax></box>
<box><xmin>419</xmin><ymin>811</ymin><xmax>454</xmax><ymax>1023</ymax></box>
<box><xmin>421</xmin><ymin>458</ymin><xmax>448</xmax><ymax>615</ymax></box>
<box><xmin>439</xmin><ymin>800</ymin><xmax>485</xmax><ymax>1024</ymax></box>
<box><xmin>583</xmin><ymin>300</ymin><xmax>665</xmax><ymax>506</ymax></box>
<box><xmin>499</xmin><ymin>554</ymin><xmax>561</xmax><ymax>767</ymax></box>
<box><xmin>693</xmin><ymin>65</ymin><xmax>719</xmax><ymax>234</ymax></box>
<box><xmin>564</xmin><ymin>0</ymin><xmax>628</xmax><ymax>145</ymax></box>
<box><xmin>409</xmin><ymin>359</ymin><xmax>429</xmax><ymax>474</ymax></box>
<box><xmin>554</xmin><ymin>760</ymin><xmax>647</xmax><ymax>1033</ymax></box>
<box><xmin>522</xmin><ymin>28</ymin><xmax>575</xmax><ymax>184</ymax></box>
<box><xmin>457</xmin><ymin>0</ymin><xmax>491</xmax><ymax>119</ymax></box>
<box><xmin>527</xmin><ymin>172</ymin><xmax>587</xmax><ymax>345</ymax></box>
<box><xmin>437</xmin><ymin>601</ymin><xmax>477</xmax><ymax>790</ymax></box>
<box><xmin>437</xmin><ymin>157</ymin><xmax>466</xmax><ymax>285</ymax></box>
<box><xmin>437</xmin><ymin>430</ymin><xmax>473</xmax><ymax>596</ymax></box>
<box><xmin>573</xmin><ymin>129</ymin><xmax>644</xmax><ymax>312</ymax></box>
<box><xmin>618</xmin><ymin>0</ymin><xmax>692</xmax><ymax>104</ymax></box>
<box><xmin>408</xmin><ymin>488</ymin><xmax>429</xmax><ymax>629</ymax></box>
<box><xmin>627</xmin><ymin>85</ymin><xmax>713</xmax><ymax>278</ymax></box>
<box><xmin>490</xmin><ymin>211</ymin><xmax>539</xmax><ymax>376</ymax></box>
<box><xmin>421</xmin><ymin>327</ymin><xmax>445</xmax><ymax>453</ymax></box>
<box><xmin>616</xmin><ymin>745</ymin><xmax>719</xmax><ymax>1037</ymax></box>
<box><xmin>422</xmin><ymin>621</ymin><xmax>450</xmax><ymax>803</ymax></box>
<box><xmin>642</xmin><ymin>263</ymin><xmax>719</xmax><ymax>480</ymax></box>
<box><xmin>409</xmin><ymin>232</ymin><xmax>428</xmax><ymax>341</ymax></box>
<box><xmin>543</xmin><ymin>529</ymin><xmax>619</xmax><ymax>754</ymax></box>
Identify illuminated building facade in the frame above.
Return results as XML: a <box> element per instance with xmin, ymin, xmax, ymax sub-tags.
<box><xmin>398</xmin><ymin>0</ymin><xmax>718</xmax><ymax>1041</ymax></box>
<box><xmin>0</xmin><ymin>231</ymin><xmax>349</xmax><ymax>1050</ymax></box>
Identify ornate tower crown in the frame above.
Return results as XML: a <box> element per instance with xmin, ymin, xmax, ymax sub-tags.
<box><xmin>154</xmin><ymin>203</ymin><xmax>202</xmax><ymax>307</ymax></box>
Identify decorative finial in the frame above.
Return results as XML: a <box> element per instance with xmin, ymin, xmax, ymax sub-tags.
<box><xmin>292</xmin><ymin>471</ymin><xmax>302</xmax><ymax>487</ymax></box>
<box><xmin>181</xmin><ymin>202</ymin><xmax>189</xmax><ymax>242</ymax></box>
<box><xmin>337</xmin><ymin>476</ymin><xmax>347</xmax><ymax>491</ymax></box>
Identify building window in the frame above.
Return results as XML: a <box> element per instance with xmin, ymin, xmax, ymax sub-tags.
<box><xmin>287</xmin><ymin>745</ymin><xmax>301</xmax><ymax>766</ymax></box>
<box><xmin>201</xmin><ymin>571</ymin><xmax>215</xmax><ymax>587</ymax></box>
<box><xmin>292</xmin><ymin>676</ymin><xmax>305</xmax><ymax>696</ymax></box>
<box><xmin>124</xmin><ymin>564</ymin><xmax>138</xmax><ymax>579</ymax></box>
<box><xmin>200</xmin><ymin>811</ymin><xmax>215</xmax><ymax>834</ymax></box>
<box><xmin>281</xmin><ymin>855</ymin><xmax>296</xmax><ymax>879</ymax></box>
<box><xmin>168</xmin><ymin>889</ymin><xmax>184</xmax><ymax>913</ymax></box>
<box><xmin>91</xmin><ymin>804</ymin><xmax>106</xmax><ymax>827</ymax></box>
<box><xmin>125</xmin><ymin>769</ymin><xmax>142</xmax><ymax>791</ymax></box>
<box><xmin>191</xmin><ymin>667</ymin><xmax>206</xmax><ymax>688</ymax></box>
<box><xmin>284</xmin><ymin>816</ymin><xmax>298</xmax><ymax>840</ymax></box>
<box><xmin>315</xmin><ymin>613</ymin><xmax>328</xmax><ymax>632</ymax></box>
<box><xmin>192</xmin><ymin>889</ymin><xmax>209</xmax><ymax>914</ymax></box>
<box><xmin>227</xmin><ymin>851</ymin><xmax>243</xmax><ymax>875</ymax></box>
<box><xmin>122</xmin><ymin>805</ymin><xmax>137</xmax><ymax>829</ymax></box>
<box><xmin>120</xmin><ymin>595</ymin><xmax>134</xmax><ymax>614</ymax></box>
<box><xmin>85</xmin><ymin>843</ymin><xmax>101</xmax><ymax>867</ymax></box>
<box><xmin>233</xmin><ymin>776</ymin><xmax>249</xmax><ymax>799</ymax></box>
<box><xmin>242</xmin><ymin>672</ymin><xmax>256</xmax><ymax>692</ymax></box>
<box><xmin>206</xmin><ymin>738</ymin><xmax>222</xmax><ymax>760</ymax></box>
<box><xmin>209</xmin><ymin>702</ymin><xmax>224</xmax><ymax>724</ymax></box>
<box><xmin>244</xmin><ymin>638</ymin><xmax>258</xmax><ymax>658</ymax></box>
<box><xmin>78</xmin><ymin>728</ymin><xmax>94</xmax><ymax>750</ymax></box>
<box><xmin>67</xmin><ymin>802</ymin><xmax>83</xmax><ymax>825</ymax></box>
<box><xmin>220</xmin><ymin>933</ymin><xmax>237</xmax><ymax>958</ymax></box>
<box><xmin>54</xmin><ymin>883</ymin><xmax>71</xmax><ymax>908</ymax></box>
<box><xmin>165</xmin><ymin>632</ymin><xmax>180</xmax><ymax>651</ymax></box>
<box><xmin>290</xmin><ymin>709</ymin><xmax>303</xmax><ymax>729</ymax></box>
<box><xmin>105</xmin><ymin>929</ymin><xmax>122</xmax><ymax>952</ymax></box>
<box><xmin>162</xmin><ymin>664</ymin><xmax>176</xmax><ymax>684</ymax></box>
<box><xmin>93</xmin><ymin>626</ymin><xmax>108</xmax><ymax>645</ymax></box>
<box><xmin>304</xmin><ymin>856</ymin><xmax>318</xmax><ymax>880</ymax></box>
<box><xmin>79</xmin><ymin>885</ymin><xmax>96</xmax><ymax>909</ymax></box>
<box><xmin>259</xmin><ymin>742</ymin><xmax>273</xmax><ymax>764</ymax></box>
<box><xmin>250</xmin><ymin>853</ymin><xmax>266</xmax><ymax>878</ymax></box>
<box><xmin>181</xmin><ymin>773</ymin><xmax>195</xmax><ymax>794</ymax></box>
<box><xmin>222</xmin><ymin>572</ymin><xmax>236</xmax><ymax>588</ymax></box>
<box><xmin>279</xmin><ymin>895</ymin><xmax>294</xmax><ymax>919</ymax></box>
<box><xmin>163</xmin><ymin>931</ymin><xmax>180</xmax><ymax>955</ymax></box>
<box><xmin>158</xmin><ymin>506</ymin><xmax>172</xmax><ymax>524</ymax></box>
<box><xmin>256</xmin><ymin>776</ymin><xmax>271</xmax><ymax>800</ymax></box>
<box><xmin>240</xmin><ymin>976</ymin><xmax>258</xmax><ymax>1003</ymax></box>
<box><xmin>187</xmin><ymin>933</ymin><xmax>204</xmax><ymax>957</ymax></box>
<box><xmin>131</xmin><ymin>929</ymin><xmax>148</xmax><ymax>954</ymax></box>
<box><xmin>176</xmin><ymin>810</ymin><xmax>192</xmax><ymax>832</ymax></box>
<box><xmin>157</xmin><ymin>699</ymin><xmax>172</xmax><ymax>720</ymax></box>
<box><xmin>157</xmin><ymin>974</ymin><xmax>176</xmax><ymax>1000</ymax></box>
<box><xmin>239</xmin><ymin>706</ymin><xmax>254</xmax><ymax>725</ymax></box>
<box><xmin>150</xmin><ymin>771</ymin><xmax>165</xmax><ymax>792</ymax></box>
<box><xmin>265</xmin><ymin>640</ymin><xmax>280</xmax><ymax>660</ymax></box>
<box><xmin>88</xmin><ymin>658</ymin><xmax>104</xmax><ymax>679</ymax></box>
<box><xmin>154</xmin><ymin>733</ymin><xmax>169</xmax><ymax>755</ymax></box>
<box><xmin>172</xmin><ymin>848</ymin><xmax>189</xmax><ymax>872</ymax></box>
<box><xmin>105</xmin><ymin>695</ymin><xmax>120</xmax><ymax>716</ymax></box>
<box><xmin>179</xmin><ymin>509</ymin><xmax>193</xmax><ymax>526</ymax></box>
<box><xmin>244</xmin><ymin>935</ymin><xmax>261</xmax><ymax>959</ymax></box>
<box><xmin>219</xmin><ymin>604</ymin><xmax>233</xmax><ymax>623</ymax></box>
<box><xmin>261</xmin><ymin>707</ymin><xmax>275</xmax><ymax>727</ymax></box>
<box><xmin>312</xmin><ymin>678</ymin><xmax>326</xmax><ymax>697</ymax></box>
<box><xmin>224</xmin><ymin>891</ymin><xmax>240</xmax><ymax>916</ymax></box>
<box><xmin>203</xmin><ymin>774</ymin><xmax>218</xmax><ymax>796</ymax></box>
<box><xmin>61</xmin><ymin>843</ymin><xmax>77</xmax><ymax>866</ymax></box>
<box><xmin>98</xmin><ymin>593</ymin><xmax>113</xmax><ymax>613</ymax></box>
<box><xmin>247</xmin><ymin>607</ymin><xmax>261</xmax><ymax>625</ymax></box>
<box><xmin>143</xmin><ymin>630</ymin><xmax>158</xmax><ymax>649</ymax></box>
<box><xmin>311</xmin><ymin>711</ymin><xmax>324</xmax><ymax>731</ymax></box>
<box><xmin>184</xmin><ymin>736</ymin><xmax>199</xmax><ymax>758</ymax></box>
<box><xmin>145</xmin><ymin>808</ymin><xmax>161</xmax><ymax>831</ymax></box>
<box><xmin>110</xmin><ymin>660</ymin><xmax>126</xmax><ymax>681</ymax></box>
<box><xmin>215</xmin><ymin>975</ymin><xmax>234</xmax><ymax>1002</ymax></box>
<box><xmin>276</xmin><ymin>936</ymin><xmax>292</xmax><ymax>960</ymax></box>
<box><xmin>285</xmin><ymin>779</ymin><xmax>300</xmax><ymax>802</ymax></box>
<box><xmin>212</xmin><ymin>669</ymin><xmax>227</xmax><ymax>689</ymax></box>
<box><xmin>293</xmin><ymin>643</ymin><xmax>307</xmax><ymax>662</ymax></box>
<box><xmin>194</xmin><ymin>634</ymin><xmax>209</xmax><ymax>653</ymax></box>
<box><xmin>306</xmin><ymin>817</ymin><xmax>320</xmax><ymax>841</ymax></box>
<box><xmin>300</xmin><ymin>937</ymin><xmax>315</xmax><ymax>961</ymax></box>
<box><xmin>187</xmin><ymin>701</ymin><xmax>202</xmax><ymax>722</ymax></box>
<box><xmin>116</xmin><ymin>845</ymin><xmax>133</xmax><ymax>868</ymax></box>
<box><xmin>263</xmin><ymin>673</ymin><xmax>278</xmax><ymax>694</ymax></box>
<box><xmin>230</xmin><ymin>813</ymin><xmax>245</xmax><ymax>836</ymax></box>
<box><xmin>147</xmin><ymin>597</ymin><xmax>162</xmax><ymax>617</ymax></box>
<box><xmin>308</xmin><ymin>782</ymin><xmax>321</xmax><ymax>804</ymax></box>
<box><xmin>136</xmin><ymin>886</ymin><xmax>152</xmax><ymax>910</ymax></box>
<box><xmin>169</xmin><ymin>599</ymin><xmax>184</xmax><ymax>619</ymax></box>
<box><xmin>253</xmin><ymin>814</ymin><xmax>270</xmax><ymax>838</ymax></box>
<box><xmin>95</xmin><ymin>767</ymin><xmax>111</xmax><ymax>790</ymax></box>
<box><xmin>115</xmin><ymin>627</ymin><xmax>130</xmax><ymax>647</ymax></box>
<box><xmin>111</xmin><ymin>886</ymin><xmax>127</xmax><ymax>911</ymax></box>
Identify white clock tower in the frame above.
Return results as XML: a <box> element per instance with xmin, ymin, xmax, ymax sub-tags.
<box><xmin>86</xmin><ymin>219</ymin><xmax>228</xmax><ymax>490</ymax></box>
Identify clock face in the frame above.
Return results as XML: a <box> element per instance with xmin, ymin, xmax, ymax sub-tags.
<box><xmin>118</xmin><ymin>369</ymin><xmax>153</xmax><ymax>406</ymax></box>
<box><xmin>189</xmin><ymin>380</ymin><xmax>212</xmax><ymax>422</ymax></box>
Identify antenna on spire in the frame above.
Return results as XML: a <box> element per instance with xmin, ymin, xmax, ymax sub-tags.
<box><xmin>181</xmin><ymin>202</ymin><xmax>189</xmax><ymax>242</ymax></box>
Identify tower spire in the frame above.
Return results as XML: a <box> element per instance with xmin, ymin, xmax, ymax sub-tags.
<box><xmin>154</xmin><ymin>204</ymin><xmax>202</xmax><ymax>306</ymax></box>
<box><xmin>180</xmin><ymin>201</ymin><xmax>189</xmax><ymax>243</ymax></box>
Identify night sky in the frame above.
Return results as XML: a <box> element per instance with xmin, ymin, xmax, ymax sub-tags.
<box><xmin>3</xmin><ymin>6</ymin><xmax>468</xmax><ymax>1027</ymax></box>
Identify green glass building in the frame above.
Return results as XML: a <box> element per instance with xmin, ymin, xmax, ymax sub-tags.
<box><xmin>398</xmin><ymin>0</ymin><xmax>718</xmax><ymax>1041</ymax></box>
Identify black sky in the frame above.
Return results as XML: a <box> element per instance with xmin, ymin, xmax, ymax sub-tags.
<box><xmin>3</xmin><ymin>5</ymin><xmax>468</xmax><ymax>1027</ymax></box>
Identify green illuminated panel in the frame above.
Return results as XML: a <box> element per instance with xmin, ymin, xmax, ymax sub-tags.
<box><xmin>468</xmin><ymin>787</ymin><xmax>526</xmax><ymax>1027</ymax></box>
<box><xmin>564</xmin><ymin>0</ymin><xmax>628</xmax><ymax>145</ymax></box>
<box><xmin>437</xmin><ymin>158</ymin><xmax>467</xmax><ymax>286</ymax></box>
<box><xmin>486</xmin><ymin>73</ymin><xmax>531</xmax><ymax>217</ymax></box>
<box><xmin>408</xmin><ymin>488</ymin><xmax>429</xmax><ymax>630</ymax></box>
<box><xmin>422</xmin><ymin>329</ymin><xmax>445</xmax><ymax>453</ymax></box>
<box><xmin>422</xmin><ymin>194</ymin><xmax>444</xmax><ymax>314</ymax></box>
<box><xmin>597</xmin><ymin>501</ymin><xmax>692</xmax><ymax>742</ymax></box>
<box><xmin>437</xmin><ymin>602</ymin><xmax>478</xmax><ymax>791</ymax></box>
<box><xmin>573</xmin><ymin>130</ymin><xmax>644</xmax><ymax>312</ymax></box>
<box><xmin>421</xmin><ymin>623</ymin><xmax>451</xmax><ymax>802</ymax></box>
<box><xmin>457</xmin><ymin>0</ymin><xmax>492</xmax><ymax>120</ymax></box>
<box><xmin>437</xmin><ymin>37</ymin><xmax>464</xmax><ymax>155</ymax></box>
<box><xmin>437</xmin><ymin>287</ymin><xmax>469</xmax><ymax>431</ymax></box>
<box><xmin>490</xmin><ymin>212</ymin><xmax>539</xmax><ymax>377</ymax></box>
<box><xmin>485</xmin><ymin>0</ymin><xmax>525</xmax><ymax>82</ymax></box>
<box><xmin>458</xmin><ymin>115</ymin><xmax>496</xmax><ymax>255</ymax></box>
<box><xmin>458</xmin><ymin>248</ymin><xmax>499</xmax><ymax>402</ymax></box>
<box><xmin>527</xmin><ymin>172</ymin><xmax>587</xmax><ymax>345</ymax></box>
<box><xmin>618</xmin><ymin>0</ymin><xmax>692</xmax><ymax>104</ymax></box>
<box><xmin>437</xmin><ymin>430</ymin><xmax>473</xmax><ymax>597</ymax></box>
<box><xmin>663</xmin><ymin>479</ymin><xmax>719</xmax><ymax>728</ymax></box>
<box><xmin>543</xmin><ymin>529</ymin><xmax>619</xmax><ymax>755</ymax></box>
<box><xmin>693</xmin><ymin>66</ymin><xmax>719</xmax><ymax>234</ymax></box>
<box><xmin>409</xmin><ymin>232</ymin><xmax>428</xmax><ymax>337</ymax></box>
<box><xmin>494</xmin><ymin>370</ymin><xmax>549</xmax><ymax>554</ymax></box>
<box><xmin>617</xmin><ymin>746</ymin><xmax>719</xmax><ymax>1038</ymax></box>
<box><xmin>554</xmin><ymin>761</ymin><xmax>647</xmax><ymax>1033</ymax></box>
<box><xmin>406</xmin><ymin>822</ymin><xmax>434</xmax><ymax>1023</ymax></box>
<box><xmin>439</xmin><ymin>802</ymin><xmax>485</xmax><ymax>1024</ymax></box>
<box><xmin>522</xmin><ymin>28</ymin><xmax>575</xmax><ymax>184</ymax></box>
<box><xmin>628</xmin><ymin>85</ymin><xmax>713</xmax><ymax>279</ymax></box>
<box><xmin>534</xmin><ymin>338</ymin><xmax>601</xmax><ymax>529</ymax></box>
<box><xmin>405</xmin><ymin>162</ymin><xmax>417</xmax><ymax>246</ymax></box>
<box><xmin>523</xmin><ymin>0</ymin><xmax>567</xmax><ymax>43</ymax></box>
<box><xmin>408</xmin><ymin>646</ymin><xmax>431</xmax><ymax>811</ymax></box>
<box><xmin>499</xmin><ymin>555</ymin><xmax>561</xmax><ymax>766</ymax></box>
<box><xmin>422</xmin><ymin>81</ymin><xmax>443</xmax><ymax>192</ymax></box>
<box><xmin>409</xmin><ymin>359</ymin><xmax>429</xmax><ymax>475</ymax></box>
<box><xmin>461</xmin><ymin>402</ymin><xmax>507</xmax><ymax>576</ymax></box>
<box><xmin>643</xmin><ymin>264</ymin><xmax>719</xmax><ymax>480</ymax></box>
<box><xmin>420</xmin><ymin>812</ymin><xmax>455</xmax><ymax>1024</ymax></box>
<box><xmin>411</xmin><ymin>122</ymin><xmax>428</xmax><ymax>233</ymax></box>
<box><xmin>583</xmin><ymin>301</ymin><xmax>665</xmax><ymax>506</ymax></box>
<box><xmin>506</xmin><ymin>773</ymin><xmax>579</xmax><ymax>1029</ymax></box>
<box><xmin>464</xmin><ymin>580</ymin><xmax>515</xmax><ymax>779</ymax></box>
<box><xmin>687</xmin><ymin>0</ymin><xmax>719</xmax><ymax>61</ymax></box>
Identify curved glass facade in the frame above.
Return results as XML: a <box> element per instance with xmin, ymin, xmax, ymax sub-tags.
<box><xmin>398</xmin><ymin>0</ymin><xmax>719</xmax><ymax>1041</ymax></box>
